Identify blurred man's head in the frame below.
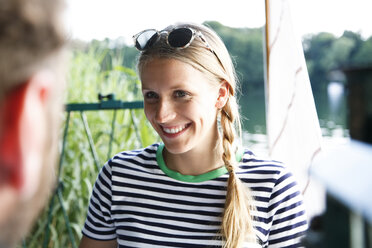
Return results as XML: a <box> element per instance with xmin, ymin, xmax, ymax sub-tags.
<box><xmin>0</xmin><ymin>0</ymin><xmax>66</xmax><ymax>246</ymax></box>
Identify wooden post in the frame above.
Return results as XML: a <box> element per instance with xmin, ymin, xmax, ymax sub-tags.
<box><xmin>343</xmin><ymin>66</ymin><xmax>372</xmax><ymax>144</ymax></box>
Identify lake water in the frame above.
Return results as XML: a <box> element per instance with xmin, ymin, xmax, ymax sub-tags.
<box><xmin>239</xmin><ymin>82</ymin><xmax>350</xmax><ymax>156</ymax></box>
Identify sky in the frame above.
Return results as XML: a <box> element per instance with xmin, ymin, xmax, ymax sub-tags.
<box><xmin>64</xmin><ymin>0</ymin><xmax>372</xmax><ymax>44</ymax></box>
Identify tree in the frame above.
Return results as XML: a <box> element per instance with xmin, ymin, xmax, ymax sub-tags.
<box><xmin>204</xmin><ymin>21</ymin><xmax>264</xmax><ymax>95</ymax></box>
<box><xmin>351</xmin><ymin>36</ymin><xmax>372</xmax><ymax>66</ymax></box>
<box><xmin>303</xmin><ymin>32</ymin><xmax>336</xmax><ymax>90</ymax></box>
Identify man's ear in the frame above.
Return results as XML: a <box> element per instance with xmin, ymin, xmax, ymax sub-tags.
<box><xmin>0</xmin><ymin>71</ymin><xmax>53</xmax><ymax>196</ymax></box>
<box><xmin>215</xmin><ymin>81</ymin><xmax>230</xmax><ymax>109</ymax></box>
<box><xmin>0</xmin><ymin>82</ymin><xmax>28</xmax><ymax>190</ymax></box>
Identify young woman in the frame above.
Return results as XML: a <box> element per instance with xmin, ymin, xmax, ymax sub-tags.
<box><xmin>79</xmin><ymin>23</ymin><xmax>307</xmax><ymax>248</ymax></box>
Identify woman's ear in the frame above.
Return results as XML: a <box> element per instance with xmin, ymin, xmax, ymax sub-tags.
<box><xmin>215</xmin><ymin>81</ymin><xmax>230</xmax><ymax>109</ymax></box>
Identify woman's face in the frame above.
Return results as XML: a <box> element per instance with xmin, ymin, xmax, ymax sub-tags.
<box><xmin>140</xmin><ymin>58</ymin><xmax>222</xmax><ymax>155</ymax></box>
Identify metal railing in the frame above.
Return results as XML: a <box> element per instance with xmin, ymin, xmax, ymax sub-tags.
<box><xmin>23</xmin><ymin>95</ymin><xmax>144</xmax><ymax>248</ymax></box>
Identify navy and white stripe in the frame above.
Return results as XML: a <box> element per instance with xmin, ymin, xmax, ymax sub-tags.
<box><xmin>82</xmin><ymin>143</ymin><xmax>307</xmax><ymax>247</ymax></box>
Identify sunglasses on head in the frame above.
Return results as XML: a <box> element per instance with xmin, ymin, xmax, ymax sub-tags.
<box><xmin>133</xmin><ymin>27</ymin><xmax>223</xmax><ymax>66</ymax></box>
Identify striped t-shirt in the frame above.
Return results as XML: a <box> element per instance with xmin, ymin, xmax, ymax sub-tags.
<box><xmin>82</xmin><ymin>143</ymin><xmax>307</xmax><ymax>247</ymax></box>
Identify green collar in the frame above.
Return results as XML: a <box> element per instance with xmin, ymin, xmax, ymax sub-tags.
<box><xmin>156</xmin><ymin>143</ymin><xmax>243</xmax><ymax>183</ymax></box>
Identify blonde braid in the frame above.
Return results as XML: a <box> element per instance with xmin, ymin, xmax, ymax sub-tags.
<box><xmin>220</xmin><ymin>97</ymin><xmax>256</xmax><ymax>248</ymax></box>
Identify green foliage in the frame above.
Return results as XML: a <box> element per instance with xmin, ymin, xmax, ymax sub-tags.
<box><xmin>303</xmin><ymin>30</ymin><xmax>372</xmax><ymax>90</ymax></box>
<box><xmin>21</xmin><ymin>41</ymin><xmax>158</xmax><ymax>248</ymax></box>
<box><xmin>206</xmin><ymin>23</ymin><xmax>372</xmax><ymax>94</ymax></box>
<box><xmin>351</xmin><ymin>36</ymin><xmax>372</xmax><ymax>65</ymax></box>
<box><xmin>303</xmin><ymin>32</ymin><xmax>337</xmax><ymax>89</ymax></box>
<box><xmin>205</xmin><ymin>21</ymin><xmax>264</xmax><ymax>95</ymax></box>
<box><xmin>329</xmin><ymin>36</ymin><xmax>356</xmax><ymax>67</ymax></box>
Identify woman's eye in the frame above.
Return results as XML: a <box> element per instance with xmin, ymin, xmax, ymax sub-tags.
<box><xmin>144</xmin><ymin>91</ymin><xmax>158</xmax><ymax>99</ymax></box>
<box><xmin>174</xmin><ymin>90</ymin><xmax>189</xmax><ymax>98</ymax></box>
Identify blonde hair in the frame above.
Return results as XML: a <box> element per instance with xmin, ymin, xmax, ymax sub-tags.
<box><xmin>137</xmin><ymin>23</ymin><xmax>256</xmax><ymax>247</ymax></box>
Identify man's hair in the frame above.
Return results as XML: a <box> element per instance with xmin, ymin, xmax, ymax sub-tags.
<box><xmin>0</xmin><ymin>0</ymin><xmax>65</xmax><ymax>99</ymax></box>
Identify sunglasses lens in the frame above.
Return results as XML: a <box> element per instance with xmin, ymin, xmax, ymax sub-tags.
<box><xmin>168</xmin><ymin>28</ymin><xmax>193</xmax><ymax>48</ymax></box>
<box><xmin>135</xmin><ymin>30</ymin><xmax>158</xmax><ymax>50</ymax></box>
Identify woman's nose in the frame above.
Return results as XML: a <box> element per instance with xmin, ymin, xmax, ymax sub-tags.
<box><xmin>155</xmin><ymin>99</ymin><xmax>176</xmax><ymax>123</ymax></box>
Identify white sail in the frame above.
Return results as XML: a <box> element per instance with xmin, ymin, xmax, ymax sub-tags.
<box><xmin>265</xmin><ymin>0</ymin><xmax>324</xmax><ymax>219</ymax></box>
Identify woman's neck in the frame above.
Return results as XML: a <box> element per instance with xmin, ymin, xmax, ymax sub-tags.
<box><xmin>163</xmin><ymin>141</ymin><xmax>225</xmax><ymax>176</ymax></box>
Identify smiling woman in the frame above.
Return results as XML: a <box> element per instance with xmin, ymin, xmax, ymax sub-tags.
<box><xmin>78</xmin><ymin>22</ymin><xmax>307</xmax><ymax>248</ymax></box>
<box><xmin>140</xmin><ymin>58</ymin><xmax>223</xmax><ymax>159</ymax></box>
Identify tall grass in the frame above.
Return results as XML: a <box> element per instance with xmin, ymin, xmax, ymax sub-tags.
<box><xmin>21</xmin><ymin>42</ymin><xmax>158</xmax><ymax>248</ymax></box>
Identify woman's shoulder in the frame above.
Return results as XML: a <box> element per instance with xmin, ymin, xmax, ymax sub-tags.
<box><xmin>104</xmin><ymin>143</ymin><xmax>160</xmax><ymax>171</ymax></box>
<box><xmin>239</xmin><ymin>148</ymin><xmax>286</xmax><ymax>175</ymax></box>
<box><xmin>237</xmin><ymin>148</ymin><xmax>300</xmax><ymax>191</ymax></box>
<box><xmin>240</xmin><ymin>150</ymin><xmax>307</xmax><ymax>247</ymax></box>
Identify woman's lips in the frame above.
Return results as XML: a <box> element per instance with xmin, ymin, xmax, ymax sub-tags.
<box><xmin>161</xmin><ymin>123</ymin><xmax>191</xmax><ymax>137</ymax></box>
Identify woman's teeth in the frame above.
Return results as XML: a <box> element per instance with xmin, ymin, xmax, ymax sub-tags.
<box><xmin>163</xmin><ymin>125</ymin><xmax>187</xmax><ymax>134</ymax></box>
